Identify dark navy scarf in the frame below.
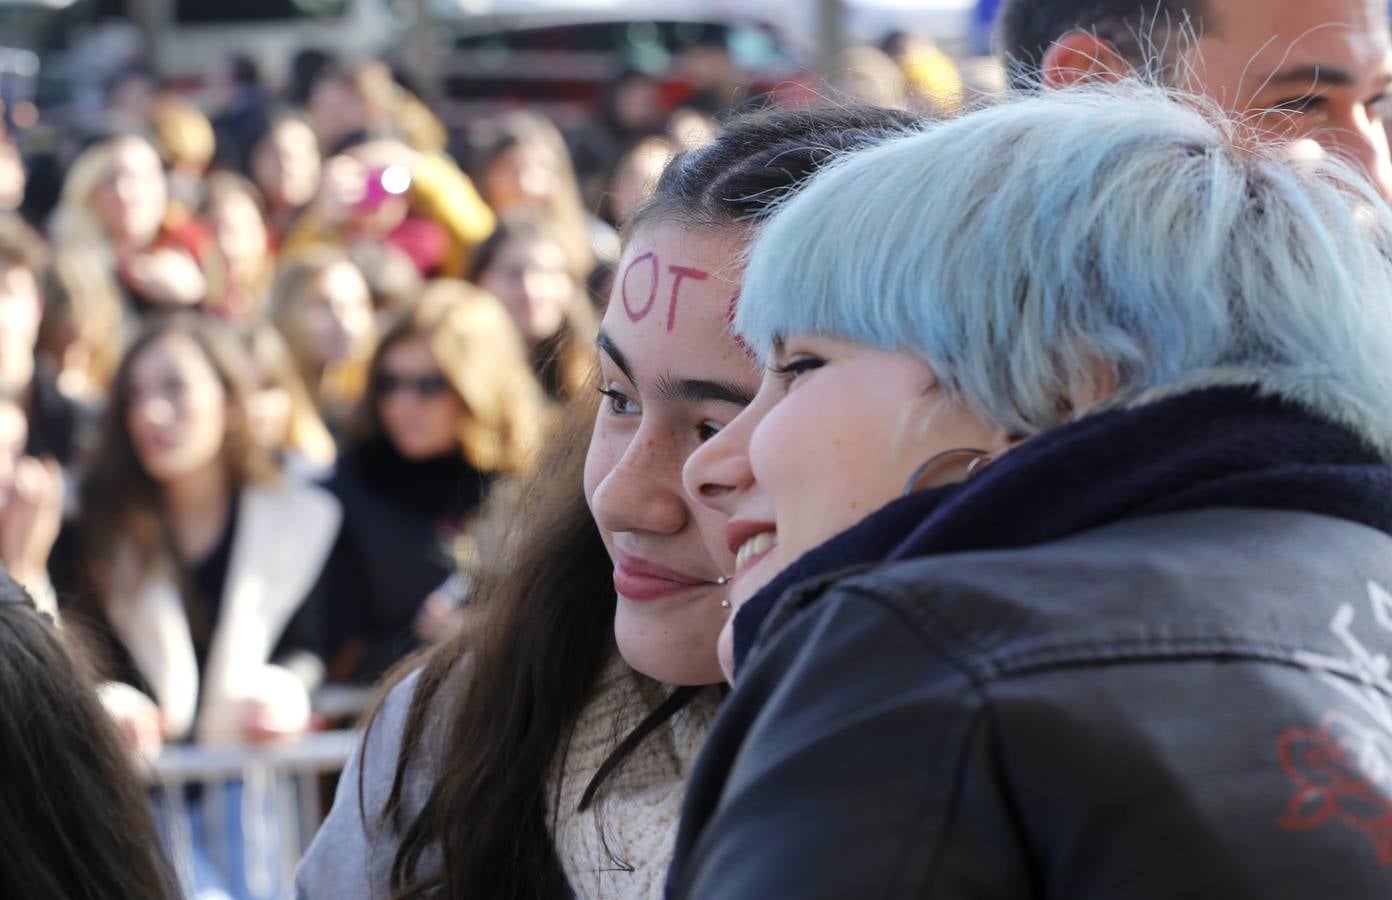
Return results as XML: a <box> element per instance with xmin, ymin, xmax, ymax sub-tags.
<box><xmin>731</xmin><ymin>386</ymin><xmax>1392</xmax><ymax>673</ymax></box>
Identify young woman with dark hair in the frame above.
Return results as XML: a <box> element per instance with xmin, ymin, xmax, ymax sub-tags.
<box><xmin>296</xmin><ymin>105</ymin><xmax>920</xmax><ymax>900</ymax></box>
<box><xmin>70</xmin><ymin>313</ymin><xmax>341</xmax><ymax>900</ymax></box>
<box><xmin>0</xmin><ymin>573</ymin><xmax>177</xmax><ymax>900</ymax></box>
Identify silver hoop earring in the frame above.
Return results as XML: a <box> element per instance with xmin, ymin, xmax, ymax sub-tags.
<box><xmin>901</xmin><ymin>448</ymin><xmax>991</xmax><ymax>498</ymax></box>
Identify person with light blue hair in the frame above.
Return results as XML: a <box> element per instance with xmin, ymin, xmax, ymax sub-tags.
<box><xmin>669</xmin><ymin>83</ymin><xmax>1392</xmax><ymax>898</ymax></box>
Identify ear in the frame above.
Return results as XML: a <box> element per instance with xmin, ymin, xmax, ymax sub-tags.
<box><xmin>1066</xmin><ymin>354</ymin><xmax>1120</xmax><ymax>415</ymax></box>
<box><xmin>1039</xmin><ymin>30</ymin><xmax>1132</xmax><ymax>88</ymax></box>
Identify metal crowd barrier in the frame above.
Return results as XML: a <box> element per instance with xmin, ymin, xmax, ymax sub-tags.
<box><xmin>144</xmin><ymin>686</ymin><xmax>375</xmax><ymax>897</ymax></box>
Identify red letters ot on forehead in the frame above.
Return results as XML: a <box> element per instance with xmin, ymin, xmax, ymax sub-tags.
<box><xmin>621</xmin><ymin>252</ymin><xmax>710</xmax><ymax>333</ymax></box>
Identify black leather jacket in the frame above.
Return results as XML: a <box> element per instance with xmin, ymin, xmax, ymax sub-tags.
<box><xmin>668</xmin><ymin>508</ymin><xmax>1392</xmax><ymax>898</ymax></box>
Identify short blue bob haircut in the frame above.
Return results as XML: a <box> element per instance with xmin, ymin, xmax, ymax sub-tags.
<box><xmin>734</xmin><ymin>83</ymin><xmax>1392</xmax><ymax>453</ymax></box>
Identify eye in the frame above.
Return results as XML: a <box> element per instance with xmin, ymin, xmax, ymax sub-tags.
<box><xmin>769</xmin><ymin>355</ymin><xmax>826</xmax><ymax>385</ymax></box>
<box><xmin>696</xmin><ymin>420</ymin><xmax>722</xmax><ymax>442</ymax></box>
<box><xmin>1367</xmin><ymin>92</ymin><xmax>1391</xmax><ymax>120</ymax></box>
<box><xmin>597</xmin><ymin>384</ymin><xmax>638</xmax><ymax>416</ymax></box>
<box><xmin>1267</xmin><ymin>95</ymin><xmax>1327</xmax><ymax>115</ymax></box>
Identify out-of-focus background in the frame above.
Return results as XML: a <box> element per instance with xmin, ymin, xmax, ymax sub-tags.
<box><xmin>0</xmin><ymin>2</ymin><xmax>1001</xmax><ymax>894</ymax></box>
<box><xmin>0</xmin><ymin>0</ymin><xmax>1003</xmax><ymax>229</ymax></box>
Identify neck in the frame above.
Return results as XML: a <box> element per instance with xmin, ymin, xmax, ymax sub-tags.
<box><xmin>162</xmin><ymin>459</ymin><xmax>233</xmax><ymax>523</ymax></box>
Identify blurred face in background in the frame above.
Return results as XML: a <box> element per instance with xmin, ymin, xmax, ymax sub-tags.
<box><xmin>252</xmin><ymin>119</ymin><xmax>321</xmax><ymax>210</ymax></box>
<box><xmin>125</xmin><ymin>334</ymin><xmax>229</xmax><ymax>484</ymax></box>
<box><xmin>483</xmin><ymin>142</ymin><xmax>558</xmax><ymax>212</ymax></box>
<box><xmin>244</xmin><ymin>355</ymin><xmax>293</xmax><ymax>454</ymax></box>
<box><xmin>375</xmin><ymin>336</ymin><xmax>463</xmax><ymax>461</ymax></box>
<box><xmin>308</xmin><ymin>76</ymin><xmax>368</xmax><ymax>154</ymax></box>
<box><xmin>93</xmin><ymin>139</ymin><xmax>168</xmax><ymax>250</ymax></box>
<box><xmin>207</xmin><ymin>189</ymin><xmax>270</xmax><ymax>286</ymax></box>
<box><xmin>477</xmin><ymin>232</ymin><xmax>574</xmax><ymax>346</ymax></box>
<box><xmin>613</xmin><ymin>75</ymin><xmax>664</xmax><ymax>133</ymax></box>
<box><xmin>298</xmin><ymin>261</ymin><xmax>374</xmax><ymax>368</ymax></box>
<box><xmin>0</xmin><ymin>261</ymin><xmax>40</xmax><ymax>395</ymax></box>
<box><xmin>608</xmin><ymin>140</ymin><xmax>676</xmax><ymax>227</ymax></box>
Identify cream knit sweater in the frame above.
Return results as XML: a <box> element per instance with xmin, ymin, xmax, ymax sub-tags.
<box><xmin>547</xmin><ymin>655</ymin><xmax>720</xmax><ymax>899</ymax></box>
<box><xmin>295</xmin><ymin>656</ymin><xmax>719</xmax><ymax>900</ymax></box>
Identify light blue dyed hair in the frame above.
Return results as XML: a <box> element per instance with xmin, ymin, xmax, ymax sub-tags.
<box><xmin>735</xmin><ymin>83</ymin><xmax>1392</xmax><ymax>453</ymax></box>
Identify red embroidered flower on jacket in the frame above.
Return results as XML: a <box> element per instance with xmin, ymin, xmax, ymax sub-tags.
<box><xmin>1276</xmin><ymin>724</ymin><xmax>1392</xmax><ymax>865</ymax></box>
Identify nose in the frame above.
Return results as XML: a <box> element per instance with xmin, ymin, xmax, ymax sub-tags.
<box><xmin>590</xmin><ymin>423</ymin><xmax>689</xmax><ymax>538</ymax></box>
<box><xmin>135</xmin><ymin>395</ymin><xmax>176</xmax><ymax>429</ymax></box>
<box><xmin>683</xmin><ymin>401</ymin><xmax>760</xmax><ymax>516</ymax></box>
<box><xmin>1320</xmin><ymin>106</ymin><xmax>1392</xmax><ymax>201</ymax></box>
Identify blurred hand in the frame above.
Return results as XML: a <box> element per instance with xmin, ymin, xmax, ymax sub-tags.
<box><xmin>413</xmin><ymin>590</ymin><xmax>464</xmax><ymax>644</ymax></box>
<box><xmin>0</xmin><ymin>455</ymin><xmax>63</xmax><ymax>588</ymax></box>
<box><xmin>98</xmin><ymin>682</ymin><xmax>164</xmax><ymax>766</ymax></box>
<box><xmin>124</xmin><ymin>248</ymin><xmax>206</xmax><ymax>307</ymax></box>
<box><xmin>238</xmin><ymin>665</ymin><xmax>312</xmax><ymax>744</ymax></box>
<box><xmin>241</xmin><ymin>698</ymin><xmax>309</xmax><ymax>745</ymax></box>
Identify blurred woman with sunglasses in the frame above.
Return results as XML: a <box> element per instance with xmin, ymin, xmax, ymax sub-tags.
<box><xmin>323</xmin><ymin>280</ymin><xmax>545</xmax><ymax>682</ymax></box>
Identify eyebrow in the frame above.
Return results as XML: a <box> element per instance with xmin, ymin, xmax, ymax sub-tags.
<box><xmin>654</xmin><ymin>374</ymin><xmax>756</xmax><ymax>407</ymax></box>
<box><xmin>1255</xmin><ymin>65</ymin><xmax>1392</xmax><ymax>90</ymax></box>
<box><xmin>596</xmin><ymin>330</ymin><xmax>635</xmax><ymax>384</ymax></box>
<box><xmin>597</xmin><ymin>330</ymin><xmax>755</xmax><ymax>406</ymax></box>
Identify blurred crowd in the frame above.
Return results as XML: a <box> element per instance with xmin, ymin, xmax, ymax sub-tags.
<box><xmin>0</xmin><ymin>33</ymin><xmax>967</xmax><ymax>749</ymax></box>
<box><xmin>20</xmin><ymin>2</ymin><xmax>1392</xmax><ymax>898</ymax></box>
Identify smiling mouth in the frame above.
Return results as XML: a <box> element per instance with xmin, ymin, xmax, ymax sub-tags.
<box><xmin>734</xmin><ymin>531</ymin><xmax>778</xmax><ymax>572</ymax></box>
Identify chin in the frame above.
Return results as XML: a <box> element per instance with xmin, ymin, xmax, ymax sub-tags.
<box><xmin>614</xmin><ymin>609</ymin><xmax>725</xmax><ymax>686</ymax></box>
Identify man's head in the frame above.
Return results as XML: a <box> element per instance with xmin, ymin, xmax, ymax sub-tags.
<box><xmin>998</xmin><ymin>0</ymin><xmax>1392</xmax><ymax>198</ymax></box>
<box><xmin>0</xmin><ymin>214</ymin><xmax>43</xmax><ymax>397</ymax></box>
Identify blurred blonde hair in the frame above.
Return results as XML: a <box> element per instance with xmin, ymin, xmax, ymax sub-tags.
<box><xmin>150</xmin><ymin>95</ymin><xmax>215</xmax><ymax>173</ymax></box>
<box><xmin>360</xmin><ymin>280</ymin><xmax>546</xmax><ymax>476</ymax></box>
<box><xmin>832</xmin><ymin>46</ymin><xmax>910</xmax><ymax>110</ymax></box>
<box><xmin>37</xmin><ymin>245</ymin><xmax>126</xmax><ymax>400</ymax></box>
<box><xmin>244</xmin><ymin>321</ymin><xmax>338</xmax><ymax>470</ymax></box>
<box><xmin>49</xmin><ymin>136</ymin><xmax>137</xmax><ymax>250</ymax></box>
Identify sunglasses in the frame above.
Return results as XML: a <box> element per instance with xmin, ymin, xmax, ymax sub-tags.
<box><xmin>376</xmin><ymin>371</ymin><xmax>451</xmax><ymax>399</ymax></box>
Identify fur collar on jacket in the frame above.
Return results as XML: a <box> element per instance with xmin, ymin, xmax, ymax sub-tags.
<box><xmin>104</xmin><ymin>479</ymin><xmax>341</xmax><ymax>744</ymax></box>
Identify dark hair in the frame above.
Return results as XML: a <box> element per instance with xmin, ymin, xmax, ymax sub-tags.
<box><xmin>239</xmin><ymin>107</ymin><xmax>317</xmax><ymax>190</ymax></box>
<box><xmin>0</xmin><ymin>575</ymin><xmax>178</xmax><ymax>900</ymax></box>
<box><xmin>998</xmin><ymin>0</ymin><xmax>1209</xmax><ymax>89</ymax></box>
<box><xmin>630</xmin><ymin>104</ymin><xmax>920</xmax><ymax>236</ymax></box>
<box><xmin>377</xmin><ymin>104</ymin><xmax>922</xmax><ymax>900</ymax></box>
<box><xmin>286</xmin><ymin>48</ymin><xmax>333</xmax><ymax>107</ymax></box>
<box><xmin>229</xmin><ymin>53</ymin><xmax>260</xmax><ymax>89</ymax></box>
<box><xmin>78</xmin><ymin>314</ymin><xmax>276</xmax><ymax>595</ymax></box>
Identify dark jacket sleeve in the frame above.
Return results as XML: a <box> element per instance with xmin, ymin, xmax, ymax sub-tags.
<box><xmin>668</xmin><ymin>584</ymin><xmax>1027</xmax><ymax>899</ymax></box>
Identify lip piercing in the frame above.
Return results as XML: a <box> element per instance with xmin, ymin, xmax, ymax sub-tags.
<box><xmin>720</xmin><ymin>599</ymin><xmax>732</xmax><ymax>609</ymax></box>
<box><xmin>715</xmin><ymin>576</ymin><xmax>729</xmax><ymax>586</ymax></box>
